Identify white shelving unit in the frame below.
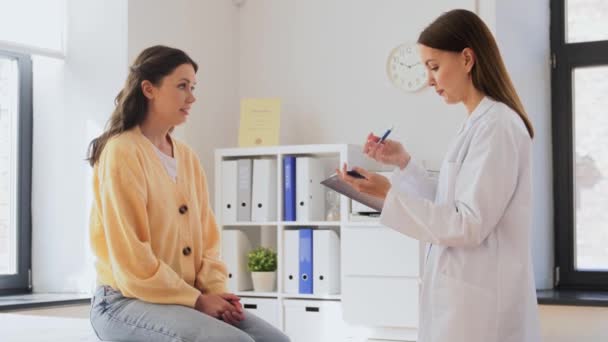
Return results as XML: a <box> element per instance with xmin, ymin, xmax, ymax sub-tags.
<box><xmin>215</xmin><ymin>144</ymin><xmax>421</xmax><ymax>342</ymax></box>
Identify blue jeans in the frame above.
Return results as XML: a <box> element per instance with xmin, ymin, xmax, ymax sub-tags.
<box><xmin>90</xmin><ymin>285</ymin><xmax>290</xmax><ymax>342</ymax></box>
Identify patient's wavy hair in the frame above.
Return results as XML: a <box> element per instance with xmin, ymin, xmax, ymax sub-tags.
<box><xmin>418</xmin><ymin>9</ymin><xmax>534</xmax><ymax>138</ymax></box>
<box><xmin>86</xmin><ymin>45</ymin><xmax>198</xmax><ymax>166</ymax></box>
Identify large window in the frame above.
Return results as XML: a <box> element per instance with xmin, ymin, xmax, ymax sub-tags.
<box><xmin>552</xmin><ymin>0</ymin><xmax>608</xmax><ymax>289</ymax></box>
<box><xmin>0</xmin><ymin>50</ymin><xmax>32</xmax><ymax>294</ymax></box>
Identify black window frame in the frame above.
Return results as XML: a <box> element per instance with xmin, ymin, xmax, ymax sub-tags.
<box><xmin>551</xmin><ymin>0</ymin><xmax>608</xmax><ymax>289</ymax></box>
<box><xmin>0</xmin><ymin>50</ymin><xmax>33</xmax><ymax>295</ymax></box>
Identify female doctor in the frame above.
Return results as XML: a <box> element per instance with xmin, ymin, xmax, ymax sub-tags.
<box><xmin>339</xmin><ymin>9</ymin><xmax>541</xmax><ymax>342</ymax></box>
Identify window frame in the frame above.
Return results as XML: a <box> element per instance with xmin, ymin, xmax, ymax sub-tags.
<box><xmin>551</xmin><ymin>0</ymin><xmax>608</xmax><ymax>289</ymax></box>
<box><xmin>0</xmin><ymin>50</ymin><xmax>32</xmax><ymax>295</ymax></box>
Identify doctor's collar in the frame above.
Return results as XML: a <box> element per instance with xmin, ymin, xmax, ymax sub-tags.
<box><xmin>458</xmin><ymin>96</ymin><xmax>496</xmax><ymax>134</ymax></box>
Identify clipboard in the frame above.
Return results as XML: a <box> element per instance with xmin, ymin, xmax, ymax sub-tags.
<box><xmin>320</xmin><ymin>174</ymin><xmax>384</xmax><ymax>212</ymax></box>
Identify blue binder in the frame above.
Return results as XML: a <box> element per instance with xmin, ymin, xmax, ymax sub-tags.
<box><xmin>283</xmin><ymin>156</ymin><xmax>296</xmax><ymax>221</ymax></box>
<box><xmin>299</xmin><ymin>228</ymin><xmax>313</xmax><ymax>294</ymax></box>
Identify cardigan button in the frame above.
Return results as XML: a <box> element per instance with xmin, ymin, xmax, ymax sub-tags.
<box><xmin>179</xmin><ymin>205</ymin><xmax>188</xmax><ymax>214</ymax></box>
<box><xmin>182</xmin><ymin>246</ymin><xmax>192</xmax><ymax>256</ymax></box>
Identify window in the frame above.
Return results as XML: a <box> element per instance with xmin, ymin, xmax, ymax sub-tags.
<box><xmin>0</xmin><ymin>50</ymin><xmax>32</xmax><ymax>294</ymax></box>
<box><xmin>552</xmin><ymin>0</ymin><xmax>608</xmax><ymax>289</ymax></box>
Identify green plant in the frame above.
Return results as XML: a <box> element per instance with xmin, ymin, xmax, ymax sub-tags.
<box><xmin>247</xmin><ymin>247</ymin><xmax>277</xmax><ymax>272</ymax></box>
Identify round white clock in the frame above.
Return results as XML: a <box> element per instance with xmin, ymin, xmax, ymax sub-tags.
<box><xmin>386</xmin><ymin>43</ymin><xmax>428</xmax><ymax>92</ymax></box>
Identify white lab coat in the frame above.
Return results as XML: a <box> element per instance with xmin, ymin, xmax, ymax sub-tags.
<box><xmin>380</xmin><ymin>97</ymin><xmax>541</xmax><ymax>342</ymax></box>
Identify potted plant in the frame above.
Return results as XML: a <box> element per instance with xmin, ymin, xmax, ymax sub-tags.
<box><xmin>247</xmin><ymin>247</ymin><xmax>277</xmax><ymax>292</ymax></box>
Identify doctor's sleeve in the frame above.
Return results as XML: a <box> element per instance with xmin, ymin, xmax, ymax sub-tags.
<box><xmin>380</xmin><ymin>120</ymin><xmax>523</xmax><ymax>247</ymax></box>
<box><xmin>389</xmin><ymin>157</ymin><xmax>438</xmax><ymax>201</ymax></box>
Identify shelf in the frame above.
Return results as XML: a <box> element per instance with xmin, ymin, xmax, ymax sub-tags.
<box><xmin>215</xmin><ymin>147</ymin><xmax>280</xmax><ymax>158</ymax></box>
<box><xmin>222</xmin><ymin>222</ymin><xmax>278</xmax><ymax>226</ymax></box>
<box><xmin>235</xmin><ymin>291</ymin><xmax>342</xmax><ymax>301</ymax></box>
<box><xmin>344</xmin><ymin>221</ymin><xmax>383</xmax><ymax>227</ymax></box>
<box><xmin>235</xmin><ymin>291</ymin><xmax>279</xmax><ymax>298</ymax></box>
<box><xmin>281</xmin><ymin>293</ymin><xmax>342</xmax><ymax>301</ymax></box>
<box><xmin>215</xmin><ymin>144</ymin><xmax>354</xmax><ymax>158</ymax></box>
<box><xmin>281</xmin><ymin>221</ymin><xmax>340</xmax><ymax>227</ymax></box>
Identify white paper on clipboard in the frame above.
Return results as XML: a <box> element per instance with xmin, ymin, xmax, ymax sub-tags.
<box><xmin>320</xmin><ymin>174</ymin><xmax>384</xmax><ymax>212</ymax></box>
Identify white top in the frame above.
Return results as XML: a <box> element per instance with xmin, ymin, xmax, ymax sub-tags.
<box><xmin>380</xmin><ymin>97</ymin><xmax>540</xmax><ymax>342</ymax></box>
<box><xmin>151</xmin><ymin>143</ymin><xmax>177</xmax><ymax>182</ymax></box>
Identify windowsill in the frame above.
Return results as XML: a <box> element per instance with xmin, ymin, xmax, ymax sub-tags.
<box><xmin>0</xmin><ymin>293</ymin><xmax>90</xmax><ymax>311</ymax></box>
<box><xmin>537</xmin><ymin>289</ymin><xmax>608</xmax><ymax>307</ymax></box>
<box><xmin>3</xmin><ymin>291</ymin><xmax>607</xmax><ymax>310</ymax></box>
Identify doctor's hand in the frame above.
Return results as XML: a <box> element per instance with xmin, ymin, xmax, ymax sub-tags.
<box><xmin>338</xmin><ymin>164</ymin><xmax>391</xmax><ymax>200</ymax></box>
<box><xmin>364</xmin><ymin>133</ymin><xmax>411</xmax><ymax>170</ymax></box>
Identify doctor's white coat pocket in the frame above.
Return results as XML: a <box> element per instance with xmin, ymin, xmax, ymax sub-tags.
<box><xmin>432</xmin><ymin>272</ymin><xmax>495</xmax><ymax>342</ymax></box>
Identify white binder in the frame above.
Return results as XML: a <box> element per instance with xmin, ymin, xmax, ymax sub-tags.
<box><xmin>221</xmin><ymin>230</ymin><xmax>253</xmax><ymax>291</ymax></box>
<box><xmin>295</xmin><ymin>157</ymin><xmax>326</xmax><ymax>221</ymax></box>
<box><xmin>313</xmin><ymin>230</ymin><xmax>340</xmax><ymax>295</ymax></box>
<box><xmin>221</xmin><ymin>160</ymin><xmax>238</xmax><ymax>223</ymax></box>
<box><xmin>251</xmin><ymin>159</ymin><xmax>278</xmax><ymax>222</ymax></box>
<box><xmin>237</xmin><ymin>159</ymin><xmax>253</xmax><ymax>221</ymax></box>
<box><xmin>284</xmin><ymin>230</ymin><xmax>299</xmax><ymax>294</ymax></box>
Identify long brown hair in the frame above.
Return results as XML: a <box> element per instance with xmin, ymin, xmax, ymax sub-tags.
<box><xmin>418</xmin><ymin>9</ymin><xmax>534</xmax><ymax>138</ymax></box>
<box><xmin>86</xmin><ymin>45</ymin><xmax>198</xmax><ymax>166</ymax></box>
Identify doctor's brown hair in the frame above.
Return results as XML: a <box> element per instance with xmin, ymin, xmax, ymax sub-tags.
<box><xmin>418</xmin><ymin>9</ymin><xmax>534</xmax><ymax>138</ymax></box>
<box><xmin>86</xmin><ymin>45</ymin><xmax>198</xmax><ymax>166</ymax></box>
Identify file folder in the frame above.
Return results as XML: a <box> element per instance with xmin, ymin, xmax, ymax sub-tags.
<box><xmin>313</xmin><ymin>230</ymin><xmax>340</xmax><ymax>295</ymax></box>
<box><xmin>299</xmin><ymin>228</ymin><xmax>313</xmax><ymax>294</ymax></box>
<box><xmin>296</xmin><ymin>157</ymin><xmax>325</xmax><ymax>221</ymax></box>
<box><xmin>284</xmin><ymin>230</ymin><xmax>299</xmax><ymax>293</ymax></box>
<box><xmin>252</xmin><ymin>159</ymin><xmax>278</xmax><ymax>222</ymax></box>
<box><xmin>283</xmin><ymin>156</ymin><xmax>296</xmax><ymax>221</ymax></box>
<box><xmin>222</xmin><ymin>230</ymin><xmax>253</xmax><ymax>291</ymax></box>
<box><xmin>220</xmin><ymin>160</ymin><xmax>238</xmax><ymax>223</ymax></box>
<box><xmin>237</xmin><ymin>159</ymin><xmax>253</xmax><ymax>221</ymax></box>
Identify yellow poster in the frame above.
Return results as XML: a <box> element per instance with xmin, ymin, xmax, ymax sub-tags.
<box><xmin>238</xmin><ymin>98</ymin><xmax>281</xmax><ymax>147</ymax></box>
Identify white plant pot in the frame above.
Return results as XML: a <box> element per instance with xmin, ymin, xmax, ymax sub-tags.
<box><xmin>251</xmin><ymin>271</ymin><xmax>276</xmax><ymax>292</ymax></box>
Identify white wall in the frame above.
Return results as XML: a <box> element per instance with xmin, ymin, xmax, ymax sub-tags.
<box><xmin>236</xmin><ymin>0</ymin><xmax>554</xmax><ymax>288</ymax></box>
<box><xmin>495</xmin><ymin>0</ymin><xmax>554</xmax><ymax>291</ymax></box>
<box><xmin>128</xmin><ymin>0</ymin><xmax>240</xmax><ymax>190</ymax></box>
<box><xmin>32</xmin><ymin>0</ymin><xmax>127</xmax><ymax>292</ymax></box>
<box><xmin>239</xmin><ymin>0</ymin><xmax>475</xmax><ymax>171</ymax></box>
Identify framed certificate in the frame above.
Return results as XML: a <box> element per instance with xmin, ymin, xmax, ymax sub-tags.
<box><xmin>238</xmin><ymin>98</ymin><xmax>280</xmax><ymax>147</ymax></box>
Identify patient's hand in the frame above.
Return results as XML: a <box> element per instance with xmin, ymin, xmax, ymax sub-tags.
<box><xmin>338</xmin><ymin>164</ymin><xmax>391</xmax><ymax>199</ymax></box>
<box><xmin>219</xmin><ymin>293</ymin><xmax>245</xmax><ymax>325</ymax></box>
<box><xmin>195</xmin><ymin>293</ymin><xmax>244</xmax><ymax>325</ymax></box>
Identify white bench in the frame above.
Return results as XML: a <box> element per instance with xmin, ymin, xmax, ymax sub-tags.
<box><xmin>0</xmin><ymin>313</ymin><xmax>101</xmax><ymax>341</ymax></box>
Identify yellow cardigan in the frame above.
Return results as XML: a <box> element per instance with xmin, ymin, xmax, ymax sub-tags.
<box><xmin>89</xmin><ymin>126</ymin><xmax>227</xmax><ymax>308</ymax></box>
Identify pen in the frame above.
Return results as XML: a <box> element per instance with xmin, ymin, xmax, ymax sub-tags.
<box><xmin>378</xmin><ymin>125</ymin><xmax>394</xmax><ymax>143</ymax></box>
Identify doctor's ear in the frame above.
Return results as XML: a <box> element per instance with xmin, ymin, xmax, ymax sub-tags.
<box><xmin>462</xmin><ymin>48</ymin><xmax>476</xmax><ymax>73</ymax></box>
